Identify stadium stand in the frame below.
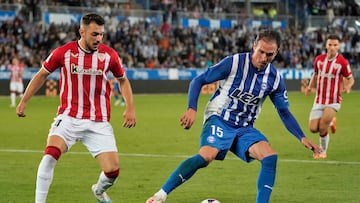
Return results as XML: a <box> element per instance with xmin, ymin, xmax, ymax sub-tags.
<box><xmin>0</xmin><ymin>0</ymin><xmax>360</xmax><ymax>71</ymax></box>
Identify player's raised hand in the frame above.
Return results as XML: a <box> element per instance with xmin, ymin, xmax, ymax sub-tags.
<box><xmin>180</xmin><ymin>108</ymin><xmax>196</xmax><ymax>130</ymax></box>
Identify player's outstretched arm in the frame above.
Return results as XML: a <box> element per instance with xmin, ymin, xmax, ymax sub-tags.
<box><xmin>16</xmin><ymin>68</ymin><xmax>49</xmax><ymax>117</ymax></box>
<box><xmin>118</xmin><ymin>77</ymin><xmax>136</xmax><ymax>128</ymax></box>
<box><xmin>277</xmin><ymin>107</ymin><xmax>321</xmax><ymax>153</ymax></box>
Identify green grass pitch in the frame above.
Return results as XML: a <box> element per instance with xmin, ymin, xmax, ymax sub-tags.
<box><xmin>0</xmin><ymin>92</ymin><xmax>359</xmax><ymax>202</ymax></box>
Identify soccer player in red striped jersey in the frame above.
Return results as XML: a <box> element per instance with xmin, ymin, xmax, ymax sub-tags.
<box><xmin>16</xmin><ymin>13</ymin><xmax>136</xmax><ymax>203</ymax></box>
<box><xmin>305</xmin><ymin>34</ymin><xmax>354</xmax><ymax>159</ymax></box>
<box><xmin>8</xmin><ymin>56</ymin><xmax>24</xmax><ymax>107</ymax></box>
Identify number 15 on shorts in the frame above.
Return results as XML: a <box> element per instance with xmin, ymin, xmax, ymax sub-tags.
<box><xmin>211</xmin><ymin>125</ymin><xmax>223</xmax><ymax>138</ymax></box>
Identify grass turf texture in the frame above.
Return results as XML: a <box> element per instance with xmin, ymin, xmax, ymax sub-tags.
<box><xmin>0</xmin><ymin>92</ymin><xmax>359</xmax><ymax>202</ymax></box>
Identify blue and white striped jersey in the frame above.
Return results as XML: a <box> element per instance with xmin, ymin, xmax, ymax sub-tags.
<box><xmin>189</xmin><ymin>52</ymin><xmax>289</xmax><ymax>127</ymax></box>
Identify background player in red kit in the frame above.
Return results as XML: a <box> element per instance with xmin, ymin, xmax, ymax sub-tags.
<box><xmin>16</xmin><ymin>13</ymin><xmax>136</xmax><ymax>203</ymax></box>
<box><xmin>8</xmin><ymin>56</ymin><xmax>24</xmax><ymax>107</ymax></box>
<box><xmin>305</xmin><ymin>34</ymin><xmax>354</xmax><ymax>159</ymax></box>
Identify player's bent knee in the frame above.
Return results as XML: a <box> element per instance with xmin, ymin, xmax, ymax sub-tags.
<box><xmin>309</xmin><ymin>127</ymin><xmax>318</xmax><ymax>133</ymax></box>
<box><xmin>44</xmin><ymin>146</ymin><xmax>62</xmax><ymax>160</ymax></box>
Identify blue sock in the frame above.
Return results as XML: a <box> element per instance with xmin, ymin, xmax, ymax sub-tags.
<box><xmin>256</xmin><ymin>154</ymin><xmax>277</xmax><ymax>203</ymax></box>
<box><xmin>162</xmin><ymin>154</ymin><xmax>208</xmax><ymax>194</ymax></box>
<box><xmin>114</xmin><ymin>94</ymin><xmax>119</xmax><ymax>100</ymax></box>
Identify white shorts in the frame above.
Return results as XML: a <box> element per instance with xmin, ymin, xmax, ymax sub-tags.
<box><xmin>48</xmin><ymin>114</ymin><xmax>118</xmax><ymax>157</ymax></box>
<box><xmin>10</xmin><ymin>81</ymin><xmax>24</xmax><ymax>93</ymax></box>
<box><xmin>309</xmin><ymin>103</ymin><xmax>341</xmax><ymax>120</ymax></box>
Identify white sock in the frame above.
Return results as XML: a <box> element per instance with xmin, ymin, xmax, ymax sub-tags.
<box><xmin>156</xmin><ymin>189</ymin><xmax>167</xmax><ymax>196</ymax></box>
<box><xmin>10</xmin><ymin>93</ymin><xmax>16</xmax><ymax>106</ymax></box>
<box><xmin>154</xmin><ymin>189</ymin><xmax>167</xmax><ymax>201</ymax></box>
<box><xmin>320</xmin><ymin>134</ymin><xmax>330</xmax><ymax>153</ymax></box>
<box><xmin>35</xmin><ymin>155</ymin><xmax>57</xmax><ymax>203</ymax></box>
<box><xmin>94</xmin><ymin>172</ymin><xmax>116</xmax><ymax>194</ymax></box>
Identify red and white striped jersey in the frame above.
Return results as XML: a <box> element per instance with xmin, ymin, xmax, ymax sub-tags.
<box><xmin>9</xmin><ymin>64</ymin><xmax>24</xmax><ymax>82</ymax></box>
<box><xmin>313</xmin><ymin>53</ymin><xmax>352</xmax><ymax>105</ymax></box>
<box><xmin>43</xmin><ymin>41</ymin><xmax>125</xmax><ymax>122</ymax></box>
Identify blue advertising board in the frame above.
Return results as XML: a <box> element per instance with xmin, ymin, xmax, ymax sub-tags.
<box><xmin>0</xmin><ymin>10</ymin><xmax>16</xmax><ymax>21</ymax></box>
<box><xmin>0</xmin><ymin>68</ymin><xmax>313</xmax><ymax>81</ymax></box>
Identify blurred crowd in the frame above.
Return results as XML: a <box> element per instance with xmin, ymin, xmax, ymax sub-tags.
<box><xmin>306</xmin><ymin>0</ymin><xmax>360</xmax><ymax>17</ymax></box>
<box><xmin>1</xmin><ymin>0</ymin><xmax>360</xmax><ymax>71</ymax></box>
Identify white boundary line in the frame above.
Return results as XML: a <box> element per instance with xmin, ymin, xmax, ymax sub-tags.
<box><xmin>1</xmin><ymin>148</ymin><xmax>360</xmax><ymax>165</ymax></box>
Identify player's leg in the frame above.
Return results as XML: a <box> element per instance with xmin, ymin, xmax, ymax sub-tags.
<box><xmin>330</xmin><ymin>117</ymin><xmax>337</xmax><ymax>134</ymax></box>
<box><xmin>308</xmin><ymin>105</ymin><xmax>327</xmax><ymax>158</ymax></box>
<box><xmin>164</xmin><ymin>146</ymin><xmax>215</xmax><ymax>192</ymax></box>
<box><xmin>93</xmin><ymin>152</ymin><xmax>119</xmax><ymax>202</ymax></box>
<box><xmin>318</xmin><ymin>107</ymin><xmax>336</xmax><ymax>133</ymax></box>
<box><xmin>18</xmin><ymin>81</ymin><xmax>24</xmax><ymax>98</ymax></box>
<box><xmin>36</xmin><ymin>135</ymin><xmax>67</xmax><ymax>203</ymax></box>
<box><xmin>36</xmin><ymin>115</ymin><xmax>77</xmax><ymax>202</ymax></box>
<box><xmin>113</xmin><ymin>91</ymin><xmax>121</xmax><ymax>106</ymax></box>
<box><xmin>9</xmin><ymin>82</ymin><xmax>16</xmax><ymax>107</ymax></box>
<box><xmin>250</xmin><ymin>142</ymin><xmax>277</xmax><ymax>203</ymax></box>
<box><xmin>317</xmin><ymin>107</ymin><xmax>337</xmax><ymax>155</ymax></box>
<box><xmin>113</xmin><ymin>81</ymin><xmax>121</xmax><ymax>106</ymax></box>
<box><xmin>84</xmin><ymin>121</ymin><xmax>119</xmax><ymax>202</ymax></box>
<box><xmin>147</xmin><ymin>148</ymin><xmax>214</xmax><ymax>203</ymax></box>
<box><xmin>231</xmin><ymin>128</ymin><xmax>277</xmax><ymax>203</ymax></box>
<box><xmin>120</xmin><ymin>93</ymin><xmax>125</xmax><ymax>106</ymax></box>
<box><xmin>147</xmin><ymin>116</ymin><xmax>234</xmax><ymax>203</ymax></box>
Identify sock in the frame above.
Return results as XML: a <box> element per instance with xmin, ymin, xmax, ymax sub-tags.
<box><xmin>35</xmin><ymin>155</ymin><xmax>58</xmax><ymax>203</ymax></box>
<box><xmin>319</xmin><ymin>133</ymin><xmax>329</xmax><ymax>153</ymax></box>
<box><xmin>94</xmin><ymin>169</ymin><xmax>119</xmax><ymax>194</ymax></box>
<box><xmin>256</xmin><ymin>154</ymin><xmax>277</xmax><ymax>203</ymax></box>
<box><xmin>114</xmin><ymin>94</ymin><xmax>119</xmax><ymax>100</ymax></box>
<box><xmin>162</xmin><ymin>154</ymin><xmax>208</xmax><ymax>194</ymax></box>
<box><xmin>10</xmin><ymin>93</ymin><xmax>16</xmax><ymax>106</ymax></box>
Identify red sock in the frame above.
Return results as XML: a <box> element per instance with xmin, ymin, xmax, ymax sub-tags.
<box><xmin>320</xmin><ymin>131</ymin><xmax>328</xmax><ymax>137</ymax></box>
<box><xmin>44</xmin><ymin>146</ymin><xmax>61</xmax><ymax>160</ymax></box>
<box><xmin>105</xmin><ymin>168</ymin><xmax>119</xmax><ymax>179</ymax></box>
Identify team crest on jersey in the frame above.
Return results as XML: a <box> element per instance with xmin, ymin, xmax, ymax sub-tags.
<box><xmin>98</xmin><ymin>53</ymin><xmax>106</xmax><ymax>62</ymax></box>
<box><xmin>207</xmin><ymin>136</ymin><xmax>216</xmax><ymax>144</ymax></box>
<box><xmin>261</xmin><ymin>82</ymin><xmax>267</xmax><ymax>90</ymax></box>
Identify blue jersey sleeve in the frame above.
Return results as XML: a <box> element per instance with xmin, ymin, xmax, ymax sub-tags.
<box><xmin>188</xmin><ymin>56</ymin><xmax>233</xmax><ymax>111</ymax></box>
<box><xmin>269</xmin><ymin>76</ymin><xmax>304</xmax><ymax>140</ymax></box>
<box><xmin>269</xmin><ymin>76</ymin><xmax>289</xmax><ymax>109</ymax></box>
<box><xmin>277</xmin><ymin>107</ymin><xmax>305</xmax><ymax>141</ymax></box>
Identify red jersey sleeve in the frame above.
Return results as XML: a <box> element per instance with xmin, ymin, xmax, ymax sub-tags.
<box><xmin>313</xmin><ymin>54</ymin><xmax>323</xmax><ymax>74</ymax></box>
<box><xmin>109</xmin><ymin>50</ymin><xmax>125</xmax><ymax>78</ymax></box>
<box><xmin>338</xmin><ymin>54</ymin><xmax>352</xmax><ymax>78</ymax></box>
<box><xmin>43</xmin><ymin>47</ymin><xmax>64</xmax><ymax>73</ymax></box>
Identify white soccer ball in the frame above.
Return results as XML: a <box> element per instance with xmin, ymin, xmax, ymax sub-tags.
<box><xmin>201</xmin><ymin>198</ymin><xmax>220</xmax><ymax>203</ymax></box>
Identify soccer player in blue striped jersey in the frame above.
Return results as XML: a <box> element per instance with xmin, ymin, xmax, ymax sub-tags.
<box><xmin>146</xmin><ymin>29</ymin><xmax>322</xmax><ymax>203</ymax></box>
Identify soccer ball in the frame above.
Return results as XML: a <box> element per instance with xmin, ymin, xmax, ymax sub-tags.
<box><xmin>200</xmin><ymin>198</ymin><xmax>220</xmax><ymax>203</ymax></box>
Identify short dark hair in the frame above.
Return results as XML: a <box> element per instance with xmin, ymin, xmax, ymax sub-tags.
<box><xmin>327</xmin><ymin>34</ymin><xmax>341</xmax><ymax>41</ymax></box>
<box><xmin>255</xmin><ymin>29</ymin><xmax>282</xmax><ymax>49</ymax></box>
<box><xmin>80</xmin><ymin>13</ymin><xmax>105</xmax><ymax>27</ymax></box>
